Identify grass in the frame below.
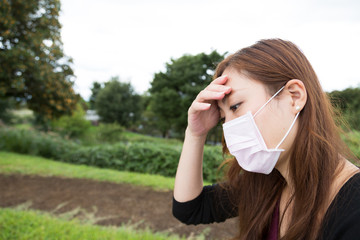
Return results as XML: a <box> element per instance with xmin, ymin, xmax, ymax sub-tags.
<box><xmin>0</xmin><ymin>151</ymin><xmax>176</xmax><ymax>191</ymax></box>
<box><xmin>121</xmin><ymin>131</ymin><xmax>183</xmax><ymax>145</ymax></box>
<box><xmin>13</xmin><ymin>123</ymin><xmax>32</xmax><ymax>130</ymax></box>
<box><xmin>0</xmin><ymin>207</ymin><xmax>192</xmax><ymax>240</ymax></box>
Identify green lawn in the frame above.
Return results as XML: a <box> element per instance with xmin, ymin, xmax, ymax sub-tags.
<box><xmin>0</xmin><ymin>152</ymin><xmax>210</xmax><ymax>239</ymax></box>
<box><xmin>0</xmin><ymin>151</ymin><xmax>175</xmax><ymax>191</ymax></box>
<box><xmin>0</xmin><ymin>207</ymin><xmax>190</xmax><ymax>240</ymax></box>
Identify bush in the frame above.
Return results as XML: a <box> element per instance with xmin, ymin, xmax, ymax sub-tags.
<box><xmin>51</xmin><ymin>106</ymin><xmax>91</xmax><ymax>139</ymax></box>
<box><xmin>0</xmin><ymin>127</ymin><xmax>224</xmax><ymax>182</ymax></box>
<box><xmin>96</xmin><ymin>123</ymin><xmax>125</xmax><ymax>143</ymax></box>
<box><xmin>63</xmin><ymin>144</ymin><xmax>127</xmax><ymax>169</ymax></box>
<box><xmin>0</xmin><ymin>127</ymin><xmax>77</xmax><ymax>159</ymax></box>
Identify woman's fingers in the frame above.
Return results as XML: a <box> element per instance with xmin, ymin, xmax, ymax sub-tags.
<box><xmin>203</xmin><ymin>75</ymin><xmax>231</xmax><ymax>94</ymax></box>
<box><xmin>205</xmin><ymin>83</ymin><xmax>231</xmax><ymax>94</ymax></box>
<box><xmin>189</xmin><ymin>102</ymin><xmax>212</xmax><ymax>113</ymax></box>
<box><xmin>188</xmin><ymin>75</ymin><xmax>230</xmax><ymax>114</ymax></box>
<box><xmin>196</xmin><ymin>89</ymin><xmax>226</xmax><ymax>102</ymax></box>
<box><xmin>212</xmin><ymin>75</ymin><xmax>228</xmax><ymax>84</ymax></box>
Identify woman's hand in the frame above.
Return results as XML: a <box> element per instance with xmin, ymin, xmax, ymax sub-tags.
<box><xmin>187</xmin><ymin>75</ymin><xmax>231</xmax><ymax>138</ymax></box>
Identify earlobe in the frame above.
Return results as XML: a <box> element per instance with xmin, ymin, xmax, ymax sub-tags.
<box><xmin>286</xmin><ymin>79</ymin><xmax>307</xmax><ymax>113</ymax></box>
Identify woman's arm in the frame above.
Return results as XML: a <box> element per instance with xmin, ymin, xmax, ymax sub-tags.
<box><xmin>173</xmin><ymin>128</ymin><xmax>206</xmax><ymax>202</ymax></box>
<box><xmin>173</xmin><ymin>75</ymin><xmax>231</xmax><ymax>202</ymax></box>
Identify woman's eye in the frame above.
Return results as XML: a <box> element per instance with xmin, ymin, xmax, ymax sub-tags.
<box><xmin>230</xmin><ymin>103</ymin><xmax>241</xmax><ymax>112</ymax></box>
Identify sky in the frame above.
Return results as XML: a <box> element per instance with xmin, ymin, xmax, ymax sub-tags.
<box><xmin>59</xmin><ymin>0</ymin><xmax>360</xmax><ymax>100</ymax></box>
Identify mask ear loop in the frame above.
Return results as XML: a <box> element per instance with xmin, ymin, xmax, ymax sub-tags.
<box><xmin>275</xmin><ymin>111</ymin><xmax>300</xmax><ymax>149</ymax></box>
<box><xmin>254</xmin><ymin>86</ymin><xmax>285</xmax><ymax>118</ymax></box>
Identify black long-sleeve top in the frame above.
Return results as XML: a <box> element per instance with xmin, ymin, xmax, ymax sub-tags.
<box><xmin>173</xmin><ymin>173</ymin><xmax>360</xmax><ymax>239</ymax></box>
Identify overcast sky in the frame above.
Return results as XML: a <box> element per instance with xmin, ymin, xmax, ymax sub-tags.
<box><xmin>59</xmin><ymin>0</ymin><xmax>360</xmax><ymax>100</ymax></box>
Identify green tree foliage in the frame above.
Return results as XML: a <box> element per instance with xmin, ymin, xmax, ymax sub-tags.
<box><xmin>149</xmin><ymin>50</ymin><xmax>225</xmax><ymax>138</ymax></box>
<box><xmin>51</xmin><ymin>104</ymin><xmax>91</xmax><ymax>139</ymax></box>
<box><xmin>137</xmin><ymin>92</ymin><xmax>160</xmax><ymax>136</ymax></box>
<box><xmin>0</xmin><ymin>98</ymin><xmax>15</xmax><ymax>123</ymax></box>
<box><xmin>95</xmin><ymin>77</ymin><xmax>141</xmax><ymax>128</ymax></box>
<box><xmin>328</xmin><ymin>87</ymin><xmax>360</xmax><ymax>130</ymax></box>
<box><xmin>0</xmin><ymin>0</ymin><xmax>78</xmax><ymax>123</ymax></box>
<box><xmin>89</xmin><ymin>81</ymin><xmax>102</xmax><ymax>110</ymax></box>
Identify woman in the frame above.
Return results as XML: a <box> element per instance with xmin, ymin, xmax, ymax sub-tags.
<box><xmin>172</xmin><ymin>39</ymin><xmax>360</xmax><ymax>240</ymax></box>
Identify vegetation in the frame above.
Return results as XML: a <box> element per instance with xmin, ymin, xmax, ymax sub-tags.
<box><xmin>95</xmin><ymin>123</ymin><xmax>125</xmax><ymax>143</ymax></box>
<box><xmin>148</xmin><ymin>51</ymin><xmax>225</xmax><ymax>138</ymax></box>
<box><xmin>0</xmin><ymin>151</ymin><xmax>177</xmax><ymax>190</ymax></box>
<box><xmin>328</xmin><ymin>87</ymin><xmax>360</xmax><ymax>131</ymax></box>
<box><xmin>0</xmin><ymin>0</ymin><xmax>79</xmax><ymax>126</ymax></box>
<box><xmin>51</xmin><ymin>104</ymin><xmax>91</xmax><ymax>138</ymax></box>
<box><xmin>0</xmin><ymin>127</ymin><xmax>224</xmax><ymax>183</ymax></box>
<box><xmin>342</xmin><ymin>131</ymin><xmax>360</xmax><ymax>162</ymax></box>
<box><xmin>95</xmin><ymin>77</ymin><xmax>142</xmax><ymax>128</ymax></box>
<box><xmin>0</xmin><ymin>207</ymin><xmax>192</xmax><ymax>240</ymax></box>
<box><xmin>89</xmin><ymin>81</ymin><xmax>102</xmax><ymax>110</ymax></box>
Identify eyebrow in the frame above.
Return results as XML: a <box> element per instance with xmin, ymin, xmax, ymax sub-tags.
<box><xmin>221</xmin><ymin>88</ymin><xmax>247</xmax><ymax>104</ymax></box>
<box><xmin>221</xmin><ymin>92</ymin><xmax>231</xmax><ymax>104</ymax></box>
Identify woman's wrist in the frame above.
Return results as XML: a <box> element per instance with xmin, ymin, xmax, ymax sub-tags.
<box><xmin>185</xmin><ymin>127</ymin><xmax>207</xmax><ymax>144</ymax></box>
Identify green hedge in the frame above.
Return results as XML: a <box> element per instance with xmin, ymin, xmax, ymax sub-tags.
<box><xmin>0</xmin><ymin>127</ymin><xmax>77</xmax><ymax>159</ymax></box>
<box><xmin>0</xmin><ymin>128</ymin><xmax>224</xmax><ymax>182</ymax></box>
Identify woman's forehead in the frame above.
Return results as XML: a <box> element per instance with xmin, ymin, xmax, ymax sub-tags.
<box><xmin>221</xmin><ymin>69</ymin><xmax>265</xmax><ymax>90</ymax></box>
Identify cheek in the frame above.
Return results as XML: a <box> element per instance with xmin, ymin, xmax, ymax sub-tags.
<box><xmin>255</xmin><ymin>116</ymin><xmax>281</xmax><ymax>148</ymax></box>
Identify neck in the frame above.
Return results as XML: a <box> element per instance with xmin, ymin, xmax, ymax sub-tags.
<box><xmin>275</xmin><ymin>152</ymin><xmax>294</xmax><ymax>192</ymax></box>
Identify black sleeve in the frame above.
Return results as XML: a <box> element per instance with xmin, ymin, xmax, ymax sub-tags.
<box><xmin>172</xmin><ymin>184</ymin><xmax>238</xmax><ymax>225</ymax></box>
<box><xmin>319</xmin><ymin>173</ymin><xmax>360</xmax><ymax>240</ymax></box>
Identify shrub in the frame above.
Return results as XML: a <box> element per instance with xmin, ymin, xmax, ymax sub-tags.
<box><xmin>0</xmin><ymin>127</ymin><xmax>224</xmax><ymax>182</ymax></box>
<box><xmin>51</xmin><ymin>106</ymin><xmax>91</xmax><ymax>139</ymax></box>
<box><xmin>0</xmin><ymin>127</ymin><xmax>77</xmax><ymax>159</ymax></box>
<box><xmin>96</xmin><ymin>123</ymin><xmax>125</xmax><ymax>143</ymax></box>
<box><xmin>62</xmin><ymin>144</ymin><xmax>127</xmax><ymax>169</ymax></box>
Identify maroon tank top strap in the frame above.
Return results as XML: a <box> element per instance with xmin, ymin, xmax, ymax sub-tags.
<box><xmin>266</xmin><ymin>199</ymin><xmax>280</xmax><ymax>240</ymax></box>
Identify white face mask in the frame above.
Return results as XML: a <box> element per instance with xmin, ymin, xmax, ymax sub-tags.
<box><xmin>222</xmin><ymin>86</ymin><xmax>300</xmax><ymax>174</ymax></box>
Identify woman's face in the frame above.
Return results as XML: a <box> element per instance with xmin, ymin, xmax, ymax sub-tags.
<box><xmin>217</xmin><ymin>67</ymin><xmax>298</xmax><ymax>152</ymax></box>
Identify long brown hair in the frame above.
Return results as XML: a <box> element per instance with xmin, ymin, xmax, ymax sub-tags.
<box><xmin>214</xmin><ymin>39</ymin><xmax>353</xmax><ymax>239</ymax></box>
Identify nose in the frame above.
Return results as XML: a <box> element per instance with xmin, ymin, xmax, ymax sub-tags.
<box><xmin>223</xmin><ymin>112</ymin><xmax>238</xmax><ymax>123</ymax></box>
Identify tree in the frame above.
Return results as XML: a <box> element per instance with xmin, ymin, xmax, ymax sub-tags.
<box><xmin>0</xmin><ymin>0</ymin><xmax>78</xmax><ymax>125</ymax></box>
<box><xmin>149</xmin><ymin>50</ymin><xmax>225</xmax><ymax>138</ymax></box>
<box><xmin>95</xmin><ymin>77</ymin><xmax>141</xmax><ymax>128</ymax></box>
<box><xmin>89</xmin><ymin>81</ymin><xmax>103</xmax><ymax>109</ymax></box>
<box><xmin>137</xmin><ymin>92</ymin><xmax>161</xmax><ymax>136</ymax></box>
<box><xmin>0</xmin><ymin>98</ymin><xmax>15</xmax><ymax>123</ymax></box>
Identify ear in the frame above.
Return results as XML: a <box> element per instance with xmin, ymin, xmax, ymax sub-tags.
<box><xmin>285</xmin><ymin>79</ymin><xmax>307</xmax><ymax>114</ymax></box>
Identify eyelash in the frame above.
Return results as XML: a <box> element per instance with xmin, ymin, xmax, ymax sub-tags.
<box><xmin>230</xmin><ymin>103</ymin><xmax>242</xmax><ymax>111</ymax></box>
<box><xmin>219</xmin><ymin>102</ymin><xmax>242</xmax><ymax>123</ymax></box>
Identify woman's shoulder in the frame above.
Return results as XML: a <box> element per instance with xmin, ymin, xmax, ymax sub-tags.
<box><xmin>319</xmin><ymin>172</ymin><xmax>360</xmax><ymax>239</ymax></box>
<box><xmin>329</xmin><ymin>172</ymin><xmax>360</xmax><ymax>213</ymax></box>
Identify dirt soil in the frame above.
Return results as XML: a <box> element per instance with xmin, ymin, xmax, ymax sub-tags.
<box><xmin>0</xmin><ymin>174</ymin><xmax>238</xmax><ymax>239</ymax></box>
